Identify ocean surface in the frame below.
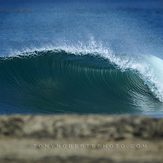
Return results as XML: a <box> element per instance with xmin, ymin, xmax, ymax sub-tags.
<box><xmin>0</xmin><ymin>0</ymin><xmax>163</xmax><ymax>114</ymax></box>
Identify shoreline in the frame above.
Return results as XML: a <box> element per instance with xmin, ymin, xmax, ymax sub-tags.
<box><xmin>0</xmin><ymin>115</ymin><xmax>163</xmax><ymax>162</ymax></box>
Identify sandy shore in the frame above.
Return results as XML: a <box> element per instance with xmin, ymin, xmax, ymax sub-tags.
<box><xmin>0</xmin><ymin>115</ymin><xmax>163</xmax><ymax>162</ymax></box>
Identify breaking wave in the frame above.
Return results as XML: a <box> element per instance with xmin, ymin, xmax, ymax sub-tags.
<box><xmin>0</xmin><ymin>43</ymin><xmax>163</xmax><ymax>114</ymax></box>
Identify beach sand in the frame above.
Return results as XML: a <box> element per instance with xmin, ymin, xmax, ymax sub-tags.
<box><xmin>0</xmin><ymin>115</ymin><xmax>163</xmax><ymax>162</ymax></box>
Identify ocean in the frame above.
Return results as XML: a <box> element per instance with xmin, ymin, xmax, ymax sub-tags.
<box><xmin>0</xmin><ymin>0</ymin><xmax>163</xmax><ymax>114</ymax></box>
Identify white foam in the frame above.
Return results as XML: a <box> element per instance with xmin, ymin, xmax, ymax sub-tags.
<box><xmin>143</xmin><ymin>55</ymin><xmax>163</xmax><ymax>102</ymax></box>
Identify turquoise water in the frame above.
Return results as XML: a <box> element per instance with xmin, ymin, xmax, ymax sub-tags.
<box><xmin>0</xmin><ymin>0</ymin><xmax>163</xmax><ymax>114</ymax></box>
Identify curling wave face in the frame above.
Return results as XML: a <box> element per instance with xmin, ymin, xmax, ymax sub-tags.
<box><xmin>0</xmin><ymin>46</ymin><xmax>163</xmax><ymax>114</ymax></box>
